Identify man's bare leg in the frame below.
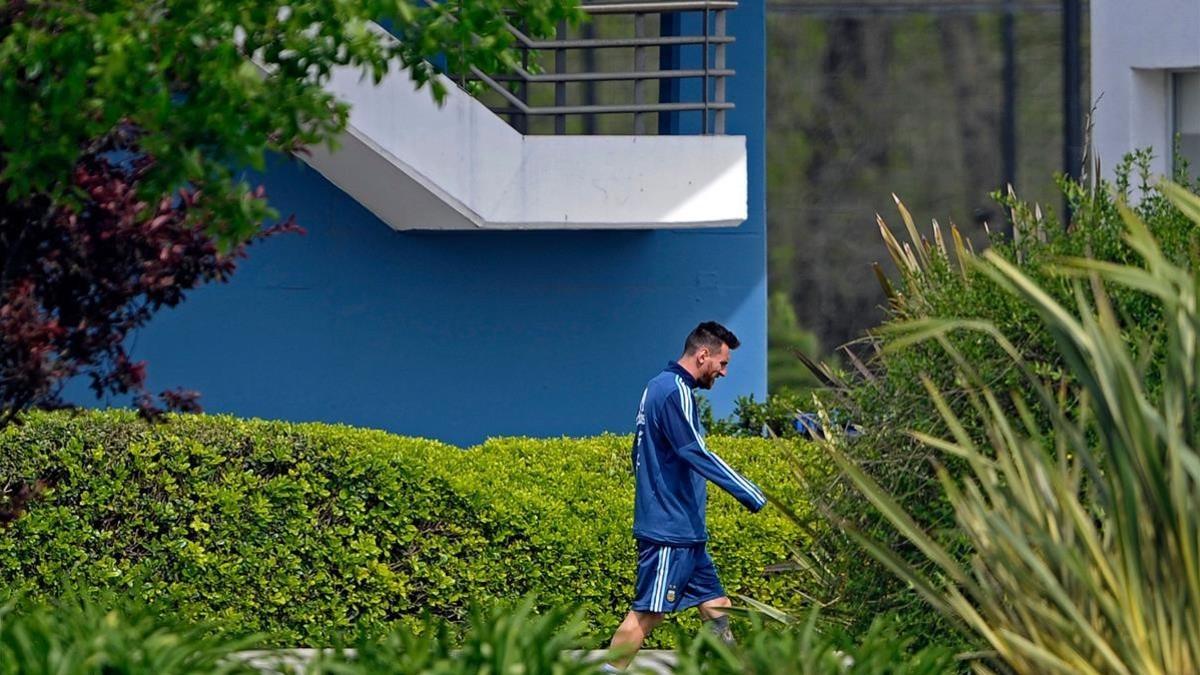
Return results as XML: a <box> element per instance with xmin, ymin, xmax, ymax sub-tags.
<box><xmin>606</xmin><ymin>610</ymin><xmax>664</xmax><ymax>670</ymax></box>
<box><xmin>698</xmin><ymin>596</ymin><xmax>735</xmax><ymax>645</ymax></box>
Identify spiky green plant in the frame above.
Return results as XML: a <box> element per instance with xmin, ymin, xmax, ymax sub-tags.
<box><xmin>826</xmin><ymin>181</ymin><xmax>1200</xmax><ymax>674</ymax></box>
<box><xmin>306</xmin><ymin>597</ymin><xmax>606</xmax><ymax>675</ymax></box>
<box><xmin>668</xmin><ymin>609</ymin><xmax>956</xmax><ymax>675</ymax></box>
<box><xmin>0</xmin><ymin>597</ymin><xmax>258</xmax><ymax>675</ymax></box>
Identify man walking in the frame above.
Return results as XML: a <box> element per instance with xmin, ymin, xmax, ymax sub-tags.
<box><xmin>603</xmin><ymin>321</ymin><xmax>767</xmax><ymax>671</ymax></box>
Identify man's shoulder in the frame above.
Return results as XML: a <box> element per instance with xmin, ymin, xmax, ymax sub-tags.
<box><xmin>645</xmin><ymin>370</ymin><xmax>689</xmax><ymax>403</ymax></box>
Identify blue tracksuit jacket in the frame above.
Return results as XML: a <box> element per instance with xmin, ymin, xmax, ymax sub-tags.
<box><xmin>632</xmin><ymin>362</ymin><xmax>767</xmax><ymax>545</ymax></box>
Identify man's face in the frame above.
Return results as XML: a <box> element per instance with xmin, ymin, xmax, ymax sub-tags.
<box><xmin>695</xmin><ymin>343</ymin><xmax>731</xmax><ymax>390</ymax></box>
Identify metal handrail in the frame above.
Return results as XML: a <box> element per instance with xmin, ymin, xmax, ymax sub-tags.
<box><xmin>491</xmin><ymin>102</ymin><xmax>734</xmax><ymax>115</ymax></box>
<box><xmin>510</xmin><ymin>34</ymin><xmax>733</xmax><ymax>50</ymax></box>
<box><xmin>580</xmin><ymin>1</ymin><xmax>736</xmax><ymax>13</ymax></box>
<box><xmin>483</xmin><ymin>69</ymin><xmax>734</xmax><ymax>83</ymax></box>
<box><xmin>436</xmin><ymin>0</ymin><xmax>738</xmax><ymax>135</ymax></box>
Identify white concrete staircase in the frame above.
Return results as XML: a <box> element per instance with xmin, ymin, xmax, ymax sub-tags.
<box><xmin>297</xmin><ymin>24</ymin><xmax>748</xmax><ymax>231</ymax></box>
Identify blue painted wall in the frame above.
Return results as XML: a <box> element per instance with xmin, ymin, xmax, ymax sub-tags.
<box><xmin>70</xmin><ymin>5</ymin><xmax>766</xmax><ymax>447</ymax></box>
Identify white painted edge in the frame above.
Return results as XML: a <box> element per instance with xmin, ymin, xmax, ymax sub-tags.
<box><xmin>285</xmin><ymin>23</ymin><xmax>748</xmax><ymax>231</ymax></box>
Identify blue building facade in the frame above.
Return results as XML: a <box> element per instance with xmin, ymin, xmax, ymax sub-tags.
<box><xmin>77</xmin><ymin>5</ymin><xmax>766</xmax><ymax>447</ymax></box>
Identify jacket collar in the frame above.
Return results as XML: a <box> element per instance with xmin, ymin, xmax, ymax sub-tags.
<box><xmin>666</xmin><ymin>361</ymin><xmax>697</xmax><ymax>389</ymax></box>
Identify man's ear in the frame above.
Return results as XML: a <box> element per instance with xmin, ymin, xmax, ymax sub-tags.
<box><xmin>697</xmin><ymin>346</ymin><xmax>710</xmax><ymax>363</ymax></box>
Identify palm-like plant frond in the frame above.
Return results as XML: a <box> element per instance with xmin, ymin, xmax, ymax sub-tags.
<box><xmin>828</xmin><ymin>182</ymin><xmax>1200</xmax><ymax>674</ymax></box>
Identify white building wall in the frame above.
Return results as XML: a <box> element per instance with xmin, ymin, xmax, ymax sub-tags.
<box><xmin>1092</xmin><ymin>0</ymin><xmax>1200</xmax><ymax>179</ymax></box>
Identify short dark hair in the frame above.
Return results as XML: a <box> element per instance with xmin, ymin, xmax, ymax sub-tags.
<box><xmin>683</xmin><ymin>321</ymin><xmax>740</xmax><ymax>355</ymax></box>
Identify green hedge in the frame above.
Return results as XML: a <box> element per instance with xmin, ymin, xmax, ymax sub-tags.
<box><xmin>0</xmin><ymin>410</ymin><xmax>823</xmax><ymax>647</ymax></box>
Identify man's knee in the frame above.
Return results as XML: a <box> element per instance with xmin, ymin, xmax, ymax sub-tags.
<box><xmin>617</xmin><ymin>610</ymin><xmax>663</xmax><ymax>638</ymax></box>
<box><xmin>698</xmin><ymin>596</ymin><xmax>732</xmax><ymax>618</ymax></box>
<box><xmin>633</xmin><ymin>610</ymin><xmax>665</xmax><ymax>632</ymax></box>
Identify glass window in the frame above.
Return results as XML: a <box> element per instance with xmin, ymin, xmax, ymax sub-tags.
<box><xmin>1173</xmin><ymin>71</ymin><xmax>1200</xmax><ymax>175</ymax></box>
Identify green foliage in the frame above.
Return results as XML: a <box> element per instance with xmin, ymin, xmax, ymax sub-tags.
<box><xmin>0</xmin><ymin>0</ymin><xmax>580</xmax><ymax>245</ymax></box>
<box><xmin>768</xmin><ymin>291</ymin><xmax>825</xmax><ymax>397</ymax></box>
<box><xmin>309</xmin><ymin>597</ymin><xmax>604</xmax><ymax>674</ymax></box>
<box><xmin>0</xmin><ymin>411</ymin><xmax>823</xmax><ymax>648</ymax></box>
<box><xmin>830</xmin><ymin>182</ymin><xmax>1200</xmax><ymax>673</ymax></box>
<box><xmin>703</xmin><ymin>391</ymin><xmax>807</xmax><ymax>438</ymax></box>
<box><xmin>0</xmin><ymin>593</ymin><xmax>958</xmax><ymax>674</ymax></box>
<box><xmin>865</xmin><ymin>150</ymin><xmax>1198</xmax><ymax>441</ymax></box>
<box><xmin>797</xmin><ymin>155</ymin><xmax>1200</xmax><ymax>645</ymax></box>
<box><xmin>703</xmin><ymin>392</ymin><xmax>861</xmax><ymax>440</ymax></box>
<box><xmin>765</xmin><ymin>11</ymin><xmax>1064</xmax><ymax>351</ymax></box>
<box><xmin>0</xmin><ymin>593</ymin><xmax>604</xmax><ymax>674</ymax></box>
<box><xmin>0</xmin><ymin>594</ymin><xmax>258</xmax><ymax>675</ymax></box>
<box><xmin>670</xmin><ymin>611</ymin><xmax>957</xmax><ymax>675</ymax></box>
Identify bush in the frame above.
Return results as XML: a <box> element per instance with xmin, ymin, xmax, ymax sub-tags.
<box><xmin>702</xmin><ymin>391</ymin><xmax>811</xmax><ymax>438</ymax></box>
<box><xmin>308</xmin><ymin>597</ymin><xmax>604</xmax><ymax>675</ymax></box>
<box><xmin>830</xmin><ymin>182</ymin><xmax>1200</xmax><ymax>673</ymax></box>
<box><xmin>0</xmin><ymin>410</ymin><xmax>824</xmax><ymax>647</ymax></box>
<box><xmin>702</xmin><ymin>392</ymin><xmax>862</xmax><ymax>441</ymax></box>
<box><xmin>671</xmin><ymin>611</ymin><xmax>957</xmax><ymax>675</ymax></box>
<box><xmin>0</xmin><ymin>592</ymin><xmax>605</xmax><ymax>675</ymax></box>
<box><xmin>0</xmin><ymin>591</ymin><xmax>956</xmax><ymax>674</ymax></box>
<box><xmin>0</xmin><ymin>593</ymin><xmax>259</xmax><ymax>675</ymax></box>
<box><xmin>795</xmin><ymin>152</ymin><xmax>1200</xmax><ymax>644</ymax></box>
<box><xmin>861</xmin><ymin>150</ymin><xmax>1200</xmax><ymax>449</ymax></box>
<box><xmin>796</xmin><ymin>152</ymin><xmax>1200</xmax><ymax>648</ymax></box>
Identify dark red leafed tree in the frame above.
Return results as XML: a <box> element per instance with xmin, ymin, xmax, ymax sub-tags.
<box><xmin>0</xmin><ymin>131</ymin><xmax>298</xmax><ymax>428</ymax></box>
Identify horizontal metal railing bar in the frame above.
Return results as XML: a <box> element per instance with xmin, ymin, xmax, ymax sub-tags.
<box><xmin>440</xmin><ymin>0</ymin><xmax>739</xmax><ymax>133</ymax></box>
<box><xmin>473</xmin><ymin>66</ymin><xmax>536</xmax><ymax>111</ymax></box>
<box><xmin>481</xmin><ymin>68</ymin><xmax>734</xmax><ymax>82</ymax></box>
<box><xmin>518</xmin><ymin>34</ymin><xmax>734</xmax><ymax>49</ymax></box>
<box><xmin>579</xmin><ymin>1</ymin><xmax>737</xmax><ymax>14</ymax></box>
<box><xmin>766</xmin><ymin>1</ymin><xmax>1059</xmax><ymax>16</ymax></box>
<box><xmin>579</xmin><ymin>0</ymin><xmax>734</xmax><ymax>5</ymax></box>
<box><xmin>491</xmin><ymin>101</ymin><xmax>734</xmax><ymax>115</ymax></box>
<box><xmin>579</xmin><ymin>0</ymin><xmax>729</xmax><ymax>4</ymax></box>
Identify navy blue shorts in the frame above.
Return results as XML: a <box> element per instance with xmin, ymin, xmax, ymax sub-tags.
<box><xmin>631</xmin><ymin>540</ymin><xmax>726</xmax><ymax>614</ymax></box>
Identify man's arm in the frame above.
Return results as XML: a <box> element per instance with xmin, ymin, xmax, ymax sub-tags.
<box><xmin>661</xmin><ymin>378</ymin><xmax>767</xmax><ymax>512</ymax></box>
<box><xmin>632</xmin><ymin>387</ymin><xmax>648</xmax><ymax>473</ymax></box>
